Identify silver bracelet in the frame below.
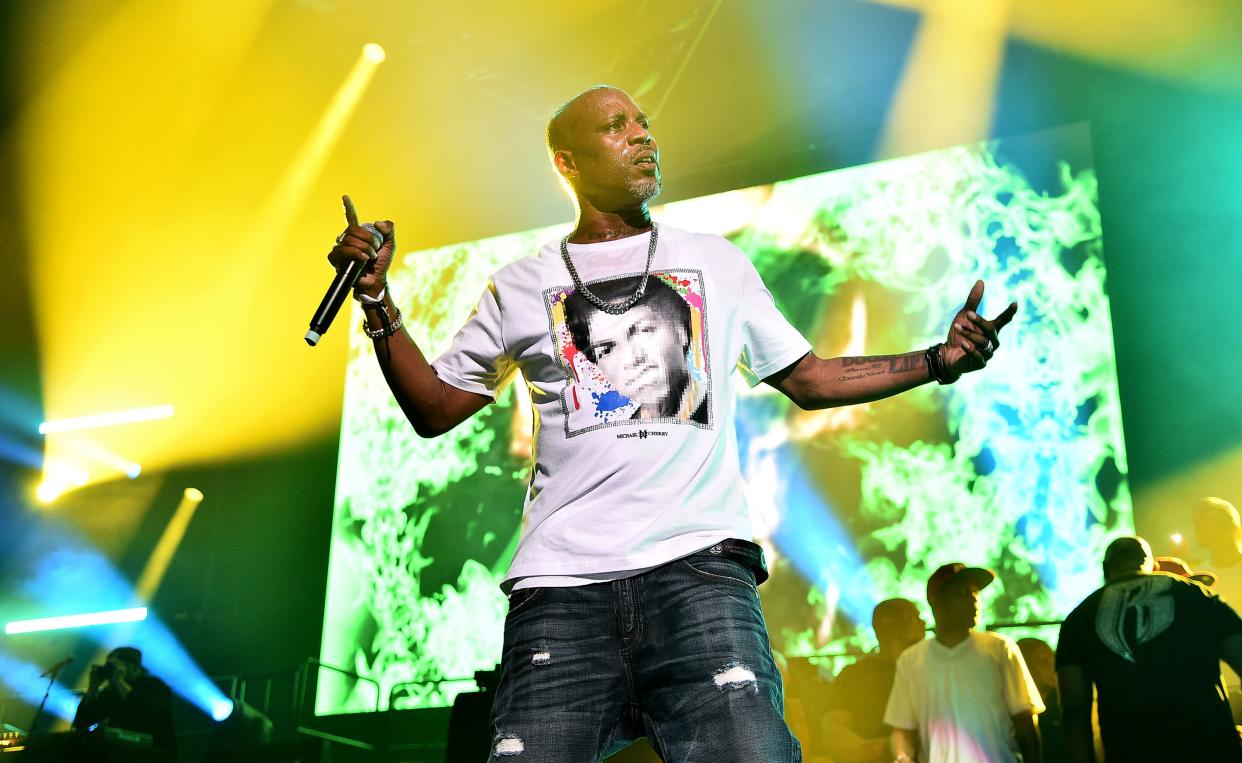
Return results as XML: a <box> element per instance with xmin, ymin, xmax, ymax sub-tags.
<box><xmin>362</xmin><ymin>309</ymin><xmax>403</xmax><ymax>339</ymax></box>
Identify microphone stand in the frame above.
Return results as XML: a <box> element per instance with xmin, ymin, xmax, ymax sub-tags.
<box><xmin>29</xmin><ymin>661</ymin><xmax>69</xmax><ymax>736</ymax></box>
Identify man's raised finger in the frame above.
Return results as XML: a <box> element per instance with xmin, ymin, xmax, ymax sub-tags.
<box><xmin>342</xmin><ymin>194</ymin><xmax>360</xmax><ymax>227</ymax></box>
<box><xmin>993</xmin><ymin>301</ymin><xmax>1019</xmax><ymax>331</ymax></box>
<box><xmin>963</xmin><ymin>279</ymin><xmax>985</xmax><ymax>313</ymax></box>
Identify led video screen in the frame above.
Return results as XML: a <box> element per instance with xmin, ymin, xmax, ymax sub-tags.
<box><xmin>317</xmin><ymin>124</ymin><xmax>1130</xmax><ymax>714</ymax></box>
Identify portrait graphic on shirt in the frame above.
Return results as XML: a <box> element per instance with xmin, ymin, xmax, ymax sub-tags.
<box><xmin>546</xmin><ymin>270</ymin><xmax>712</xmax><ymax>436</ymax></box>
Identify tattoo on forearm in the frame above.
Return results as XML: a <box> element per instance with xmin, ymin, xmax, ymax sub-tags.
<box><xmin>887</xmin><ymin>353</ymin><xmax>923</xmax><ymax>373</ymax></box>
<box><xmin>837</xmin><ymin>369</ymin><xmax>887</xmax><ymax>382</ymax></box>
<box><xmin>837</xmin><ymin>354</ymin><xmax>923</xmax><ymax>382</ymax></box>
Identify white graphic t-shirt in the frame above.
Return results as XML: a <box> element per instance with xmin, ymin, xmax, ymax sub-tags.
<box><xmin>432</xmin><ymin>225</ymin><xmax>811</xmax><ymax>590</ymax></box>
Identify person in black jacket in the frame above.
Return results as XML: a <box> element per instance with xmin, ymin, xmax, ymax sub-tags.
<box><xmin>73</xmin><ymin>646</ymin><xmax>176</xmax><ymax>760</ymax></box>
<box><xmin>1057</xmin><ymin>536</ymin><xmax>1242</xmax><ymax>762</ymax></box>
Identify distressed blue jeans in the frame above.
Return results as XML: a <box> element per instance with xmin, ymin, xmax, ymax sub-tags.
<box><xmin>487</xmin><ymin>545</ymin><xmax>802</xmax><ymax>762</ymax></box>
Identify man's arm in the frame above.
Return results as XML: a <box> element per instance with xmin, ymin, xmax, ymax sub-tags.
<box><xmin>1011</xmin><ymin>711</ymin><xmax>1040</xmax><ymax>763</ymax></box>
<box><xmin>1057</xmin><ymin>665</ymin><xmax>1096</xmax><ymax>763</ymax></box>
<box><xmin>765</xmin><ymin>280</ymin><xmax>1016</xmax><ymax>410</ymax></box>
<box><xmin>821</xmin><ymin>710</ymin><xmax>887</xmax><ymax>762</ymax></box>
<box><xmin>73</xmin><ymin>666</ymin><xmax>112</xmax><ymax>729</ymax></box>
<box><xmin>1220</xmin><ymin>632</ymin><xmax>1242</xmax><ymax>677</ymax></box>
<box><xmin>890</xmin><ymin>727</ymin><xmax>918</xmax><ymax>762</ymax></box>
<box><xmin>329</xmin><ymin>197</ymin><xmax>491</xmax><ymax>437</ymax></box>
<box><xmin>766</xmin><ymin>350</ymin><xmax>933</xmax><ymax>409</ymax></box>
<box><xmin>362</xmin><ymin>290</ymin><xmax>492</xmax><ymax>437</ymax></box>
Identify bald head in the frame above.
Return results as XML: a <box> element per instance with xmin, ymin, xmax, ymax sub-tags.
<box><xmin>546</xmin><ymin>84</ymin><xmax>626</xmax><ymax>158</ymax></box>
<box><xmin>1103</xmin><ymin>535</ymin><xmax>1154</xmax><ymax>581</ymax></box>
<box><xmin>544</xmin><ymin>85</ymin><xmax>660</xmax><ymax>207</ymax></box>
<box><xmin>1192</xmin><ymin>496</ymin><xmax>1240</xmax><ymax>528</ymax></box>
<box><xmin>872</xmin><ymin>597</ymin><xmax>925</xmax><ymax>654</ymax></box>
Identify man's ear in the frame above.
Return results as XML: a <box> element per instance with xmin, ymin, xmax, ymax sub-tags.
<box><xmin>554</xmin><ymin>149</ymin><xmax>577</xmax><ymax>180</ymax></box>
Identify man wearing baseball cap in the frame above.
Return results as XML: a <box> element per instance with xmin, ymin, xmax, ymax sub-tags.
<box><xmin>884</xmin><ymin>563</ymin><xmax>1044</xmax><ymax>763</ymax></box>
<box><xmin>1154</xmin><ymin>555</ymin><xmax>1217</xmax><ymax>587</ymax></box>
<box><xmin>1056</xmin><ymin>535</ymin><xmax>1242</xmax><ymax>761</ymax></box>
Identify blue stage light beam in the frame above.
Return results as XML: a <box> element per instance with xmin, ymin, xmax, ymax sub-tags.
<box><xmin>0</xmin><ymin>386</ymin><xmax>43</xmax><ymax>433</ymax></box>
<box><xmin>16</xmin><ymin>539</ymin><xmax>232</xmax><ymax>721</ymax></box>
<box><xmin>771</xmin><ymin>451</ymin><xmax>879</xmax><ymax>627</ymax></box>
<box><xmin>0</xmin><ymin>649</ymin><xmax>79</xmax><ymax>724</ymax></box>
<box><xmin>0</xmin><ymin>434</ymin><xmax>43</xmax><ymax>469</ymax></box>
<box><xmin>120</xmin><ymin>618</ymin><xmax>234</xmax><ymax>721</ymax></box>
<box><xmin>735</xmin><ymin>398</ymin><xmax>878</xmax><ymax>628</ymax></box>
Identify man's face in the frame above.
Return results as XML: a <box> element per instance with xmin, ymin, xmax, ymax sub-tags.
<box><xmin>585</xmin><ymin>302</ymin><xmax>687</xmax><ymax>417</ymax></box>
<box><xmin>892</xmin><ymin>602</ymin><xmax>928</xmax><ymax>650</ymax></box>
<box><xmin>107</xmin><ymin>656</ymin><xmax>132</xmax><ymax>683</ymax></box>
<box><xmin>931</xmin><ymin>580</ymin><xmax>981</xmax><ymax>631</ymax></box>
<box><xmin>556</xmin><ymin>89</ymin><xmax>661</xmax><ymax>205</ymax></box>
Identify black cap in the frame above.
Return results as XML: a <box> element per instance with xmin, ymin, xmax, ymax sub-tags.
<box><xmin>927</xmin><ymin>562</ymin><xmax>995</xmax><ymax>601</ymax></box>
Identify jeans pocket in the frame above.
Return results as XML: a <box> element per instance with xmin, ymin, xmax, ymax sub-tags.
<box><xmin>507</xmin><ymin>587</ymin><xmax>544</xmax><ymax>615</ymax></box>
<box><xmin>680</xmin><ymin>555</ymin><xmax>757</xmax><ymax>588</ymax></box>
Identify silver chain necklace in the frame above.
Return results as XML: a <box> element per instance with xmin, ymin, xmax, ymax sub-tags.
<box><xmin>559</xmin><ymin>223</ymin><xmax>659</xmax><ymax>316</ymax></box>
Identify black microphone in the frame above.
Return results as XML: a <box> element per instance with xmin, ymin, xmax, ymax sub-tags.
<box><xmin>305</xmin><ymin>223</ymin><xmax>382</xmax><ymax>346</ymax></box>
<box><xmin>40</xmin><ymin>655</ymin><xmax>73</xmax><ymax>678</ymax></box>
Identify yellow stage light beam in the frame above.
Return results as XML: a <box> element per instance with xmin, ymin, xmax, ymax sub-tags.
<box><xmin>23</xmin><ymin>1</ymin><xmax>345</xmax><ymax>483</ymax></box>
<box><xmin>876</xmin><ymin>0</ymin><xmax>1015</xmax><ymax>158</ymax></box>
<box><xmin>133</xmin><ymin>488</ymin><xmax>205</xmax><ymax>602</ymax></box>
<box><xmin>35</xmin><ymin>461</ymin><xmax>89</xmax><ymax>505</ymax></box>
<box><xmin>1132</xmin><ymin>445</ymin><xmax>1242</xmax><ymax>556</ymax></box>
<box><xmin>69</xmin><ymin>486</ymin><xmax>205</xmax><ymax>699</ymax></box>
<box><xmin>250</xmin><ymin>43</ymin><xmax>387</xmax><ymax>257</ymax></box>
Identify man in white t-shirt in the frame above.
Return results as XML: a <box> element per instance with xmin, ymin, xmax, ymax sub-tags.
<box><xmin>327</xmin><ymin>84</ymin><xmax>1018</xmax><ymax>762</ymax></box>
<box><xmin>885</xmin><ymin>563</ymin><xmax>1044</xmax><ymax>763</ymax></box>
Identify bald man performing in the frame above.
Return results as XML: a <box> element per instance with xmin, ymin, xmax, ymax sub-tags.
<box><xmin>327</xmin><ymin>84</ymin><xmax>1017</xmax><ymax>762</ymax></box>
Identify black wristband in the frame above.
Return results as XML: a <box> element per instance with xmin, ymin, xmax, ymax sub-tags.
<box><xmin>925</xmin><ymin>343</ymin><xmax>958</xmax><ymax>385</ymax></box>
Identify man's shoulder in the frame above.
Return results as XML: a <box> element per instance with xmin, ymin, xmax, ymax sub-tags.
<box><xmin>971</xmin><ymin>629</ymin><xmax>1017</xmax><ymax>650</ymax></box>
<box><xmin>656</xmin><ymin>224</ymin><xmax>746</xmax><ymax>258</ymax></box>
<box><xmin>493</xmin><ymin>238</ymin><xmax>560</xmax><ymax>285</ymax></box>
<box><xmin>1063</xmin><ymin>586</ymin><xmax>1106</xmax><ymax>624</ymax></box>
<box><xmin>895</xmin><ymin>638</ymin><xmax>933</xmax><ymax>667</ymax></box>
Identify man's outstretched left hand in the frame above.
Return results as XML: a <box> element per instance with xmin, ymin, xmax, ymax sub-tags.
<box><xmin>940</xmin><ymin>280</ymin><xmax>1018</xmax><ymax>379</ymax></box>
